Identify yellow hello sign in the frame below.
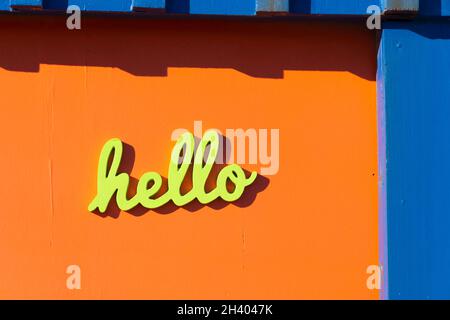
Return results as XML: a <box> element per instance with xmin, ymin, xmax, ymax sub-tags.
<box><xmin>89</xmin><ymin>131</ymin><xmax>258</xmax><ymax>213</ymax></box>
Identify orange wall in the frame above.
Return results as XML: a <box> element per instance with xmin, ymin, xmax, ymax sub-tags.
<box><xmin>0</xmin><ymin>16</ymin><xmax>379</xmax><ymax>299</ymax></box>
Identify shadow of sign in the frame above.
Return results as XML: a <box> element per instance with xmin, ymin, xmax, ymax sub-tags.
<box><xmin>0</xmin><ymin>15</ymin><xmax>375</xmax><ymax>80</ymax></box>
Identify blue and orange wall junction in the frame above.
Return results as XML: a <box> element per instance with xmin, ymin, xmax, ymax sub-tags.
<box><xmin>0</xmin><ymin>0</ymin><xmax>449</xmax><ymax>300</ymax></box>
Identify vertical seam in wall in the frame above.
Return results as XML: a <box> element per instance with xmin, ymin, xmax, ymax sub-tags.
<box><xmin>377</xmin><ymin>29</ymin><xmax>389</xmax><ymax>300</ymax></box>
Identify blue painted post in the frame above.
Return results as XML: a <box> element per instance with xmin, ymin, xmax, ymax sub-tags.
<box><xmin>380</xmin><ymin>20</ymin><xmax>450</xmax><ymax>299</ymax></box>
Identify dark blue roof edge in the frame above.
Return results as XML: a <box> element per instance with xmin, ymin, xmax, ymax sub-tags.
<box><xmin>3</xmin><ymin>1</ymin><xmax>448</xmax><ymax>17</ymax></box>
<box><xmin>0</xmin><ymin>1</ymin><xmax>429</xmax><ymax>16</ymax></box>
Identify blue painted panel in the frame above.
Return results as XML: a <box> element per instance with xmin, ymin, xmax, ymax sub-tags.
<box><xmin>67</xmin><ymin>0</ymin><xmax>132</xmax><ymax>11</ymax></box>
<box><xmin>189</xmin><ymin>0</ymin><xmax>255</xmax><ymax>15</ymax></box>
<box><xmin>0</xmin><ymin>0</ymin><xmax>9</xmax><ymax>10</ymax></box>
<box><xmin>132</xmin><ymin>0</ymin><xmax>165</xmax><ymax>10</ymax></box>
<box><xmin>382</xmin><ymin>21</ymin><xmax>450</xmax><ymax>299</ymax></box>
<box><xmin>290</xmin><ymin>0</ymin><xmax>381</xmax><ymax>15</ymax></box>
<box><xmin>10</xmin><ymin>0</ymin><xmax>42</xmax><ymax>7</ymax></box>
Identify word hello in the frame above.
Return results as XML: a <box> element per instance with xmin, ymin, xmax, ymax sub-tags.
<box><xmin>172</xmin><ymin>121</ymin><xmax>279</xmax><ymax>175</ymax></box>
<box><xmin>88</xmin><ymin>131</ymin><xmax>257</xmax><ymax>213</ymax></box>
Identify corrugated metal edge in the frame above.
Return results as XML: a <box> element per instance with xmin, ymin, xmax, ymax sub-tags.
<box><xmin>382</xmin><ymin>0</ymin><xmax>419</xmax><ymax>16</ymax></box>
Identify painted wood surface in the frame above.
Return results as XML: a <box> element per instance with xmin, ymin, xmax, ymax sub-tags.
<box><xmin>0</xmin><ymin>0</ymin><xmax>385</xmax><ymax>15</ymax></box>
<box><xmin>0</xmin><ymin>15</ymin><xmax>379</xmax><ymax>299</ymax></box>
<box><xmin>1</xmin><ymin>0</ymin><xmax>450</xmax><ymax>302</ymax></box>
<box><xmin>9</xmin><ymin>0</ymin><xmax>42</xmax><ymax>8</ymax></box>
<box><xmin>383</xmin><ymin>0</ymin><xmax>419</xmax><ymax>12</ymax></box>
<box><xmin>4</xmin><ymin>0</ymin><xmax>447</xmax><ymax>16</ymax></box>
<box><xmin>132</xmin><ymin>0</ymin><xmax>166</xmax><ymax>11</ymax></box>
<box><xmin>381</xmin><ymin>20</ymin><xmax>450</xmax><ymax>299</ymax></box>
<box><xmin>256</xmin><ymin>0</ymin><xmax>289</xmax><ymax>14</ymax></box>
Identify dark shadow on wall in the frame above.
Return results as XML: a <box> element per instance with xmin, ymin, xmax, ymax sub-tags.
<box><xmin>384</xmin><ymin>19</ymin><xmax>450</xmax><ymax>40</ymax></box>
<box><xmin>289</xmin><ymin>0</ymin><xmax>312</xmax><ymax>14</ymax></box>
<box><xmin>0</xmin><ymin>15</ymin><xmax>376</xmax><ymax>80</ymax></box>
<box><xmin>419</xmin><ymin>0</ymin><xmax>442</xmax><ymax>16</ymax></box>
<box><xmin>43</xmin><ymin>0</ymin><xmax>69</xmax><ymax>10</ymax></box>
<box><xmin>166</xmin><ymin>0</ymin><xmax>190</xmax><ymax>13</ymax></box>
